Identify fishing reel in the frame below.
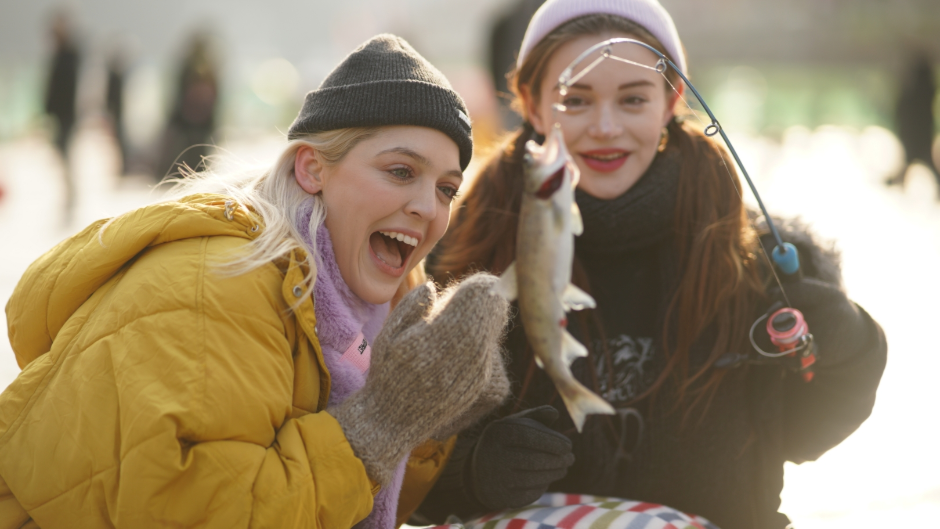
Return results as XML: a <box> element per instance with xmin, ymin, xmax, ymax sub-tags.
<box><xmin>748</xmin><ymin>302</ymin><xmax>817</xmax><ymax>382</ymax></box>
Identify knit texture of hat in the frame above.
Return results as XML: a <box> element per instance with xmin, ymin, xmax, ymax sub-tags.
<box><xmin>288</xmin><ymin>34</ymin><xmax>473</xmax><ymax>170</ymax></box>
<box><xmin>517</xmin><ymin>0</ymin><xmax>687</xmax><ymax>75</ymax></box>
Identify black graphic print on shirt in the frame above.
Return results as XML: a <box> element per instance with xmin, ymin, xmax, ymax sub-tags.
<box><xmin>592</xmin><ymin>334</ymin><xmax>657</xmax><ymax>404</ymax></box>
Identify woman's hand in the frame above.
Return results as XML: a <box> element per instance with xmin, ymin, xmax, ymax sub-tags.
<box><xmin>769</xmin><ymin>278</ymin><xmax>887</xmax><ymax>463</ymax></box>
<box><xmin>468</xmin><ymin>406</ymin><xmax>575</xmax><ymax>511</ymax></box>
<box><xmin>771</xmin><ymin>278</ymin><xmax>870</xmax><ymax>368</ymax></box>
<box><xmin>329</xmin><ymin>273</ymin><xmax>510</xmax><ymax>486</ymax></box>
<box><xmin>414</xmin><ymin>405</ymin><xmax>575</xmax><ymax>523</ymax></box>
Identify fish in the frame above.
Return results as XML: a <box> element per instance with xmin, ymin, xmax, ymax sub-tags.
<box><xmin>493</xmin><ymin>125</ymin><xmax>615</xmax><ymax>432</ymax></box>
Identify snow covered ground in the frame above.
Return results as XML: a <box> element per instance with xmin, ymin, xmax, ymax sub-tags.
<box><xmin>0</xmin><ymin>122</ymin><xmax>937</xmax><ymax>526</ymax></box>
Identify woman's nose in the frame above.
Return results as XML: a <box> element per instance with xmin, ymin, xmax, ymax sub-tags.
<box><xmin>587</xmin><ymin>103</ymin><xmax>623</xmax><ymax>139</ymax></box>
<box><xmin>404</xmin><ymin>182</ymin><xmax>438</xmax><ymax>221</ymax></box>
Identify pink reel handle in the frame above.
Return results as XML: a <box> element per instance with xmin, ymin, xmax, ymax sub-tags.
<box><xmin>766</xmin><ymin>307</ymin><xmax>808</xmax><ymax>350</ymax></box>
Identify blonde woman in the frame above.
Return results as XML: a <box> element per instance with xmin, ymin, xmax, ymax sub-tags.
<box><xmin>0</xmin><ymin>35</ymin><xmax>510</xmax><ymax>529</ymax></box>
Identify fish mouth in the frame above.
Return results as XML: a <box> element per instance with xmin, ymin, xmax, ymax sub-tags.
<box><xmin>525</xmin><ymin>127</ymin><xmax>573</xmax><ymax>198</ymax></box>
<box><xmin>535</xmin><ymin>167</ymin><xmax>566</xmax><ymax>199</ymax></box>
<box><xmin>368</xmin><ymin>230</ymin><xmax>418</xmax><ymax>273</ymax></box>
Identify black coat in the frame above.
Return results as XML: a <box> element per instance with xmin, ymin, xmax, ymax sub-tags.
<box><xmin>419</xmin><ymin>217</ymin><xmax>886</xmax><ymax>529</ymax></box>
<box><xmin>895</xmin><ymin>54</ymin><xmax>936</xmax><ymax>165</ymax></box>
<box><xmin>44</xmin><ymin>42</ymin><xmax>80</xmax><ymax>146</ymax></box>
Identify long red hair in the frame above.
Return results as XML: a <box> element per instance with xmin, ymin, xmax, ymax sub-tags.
<box><xmin>430</xmin><ymin>14</ymin><xmax>767</xmax><ymax>417</ymax></box>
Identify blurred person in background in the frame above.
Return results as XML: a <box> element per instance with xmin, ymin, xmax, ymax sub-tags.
<box><xmin>0</xmin><ymin>35</ymin><xmax>512</xmax><ymax>529</ymax></box>
<box><xmin>158</xmin><ymin>32</ymin><xmax>219</xmax><ymax>180</ymax></box>
<box><xmin>43</xmin><ymin>9</ymin><xmax>80</xmax><ymax>222</ymax></box>
<box><xmin>419</xmin><ymin>1</ymin><xmax>887</xmax><ymax>528</ymax></box>
<box><xmin>887</xmin><ymin>49</ymin><xmax>939</xmax><ymax>196</ymax></box>
<box><xmin>489</xmin><ymin>0</ymin><xmax>545</xmax><ymax>131</ymax></box>
<box><xmin>106</xmin><ymin>43</ymin><xmax>129</xmax><ymax>175</ymax></box>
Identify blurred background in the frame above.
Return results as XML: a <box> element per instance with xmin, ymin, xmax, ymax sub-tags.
<box><xmin>0</xmin><ymin>0</ymin><xmax>938</xmax><ymax>527</ymax></box>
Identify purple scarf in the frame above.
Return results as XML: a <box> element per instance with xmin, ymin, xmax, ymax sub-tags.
<box><xmin>297</xmin><ymin>206</ymin><xmax>405</xmax><ymax>529</ymax></box>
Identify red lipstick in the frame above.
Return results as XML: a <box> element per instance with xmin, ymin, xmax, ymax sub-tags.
<box><xmin>579</xmin><ymin>149</ymin><xmax>630</xmax><ymax>173</ymax></box>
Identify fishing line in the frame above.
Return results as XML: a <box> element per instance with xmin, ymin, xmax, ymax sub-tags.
<box><xmin>657</xmin><ymin>69</ymin><xmax>793</xmax><ymax>308</ymax></box>
<box><xmin>553</xmin><ymin>38</ymin><xmax>797</xmax><ymax>305</ymax></box>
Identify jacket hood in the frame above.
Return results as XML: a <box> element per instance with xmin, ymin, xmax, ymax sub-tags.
<box><xmin>5</xmin><ymin>194</ymin><xmax>262</xmax><ymax>369</ymax></box>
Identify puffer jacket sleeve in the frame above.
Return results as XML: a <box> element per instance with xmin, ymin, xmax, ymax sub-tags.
<box><xmin>396</xmin><ymin>437</ymin><xmax>457</xmax><ymax>526</ymax></box>
<box><xmin>110</xmin><ymin>237</ymin><xmax>374</xmax><ymax>528</ymax></box>
<box><xmin>779</xmin><ymin>290</ymin><xmax>887</xmax><ymax>464</ymax></box>
<box><xmin>761</xmin><ymin>223</ymin><xmax>888</xmax><ymax>464</ymax></box>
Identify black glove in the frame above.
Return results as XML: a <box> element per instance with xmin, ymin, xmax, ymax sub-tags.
<box><xmin>769</xmin><ymin>277</ymin><xmax>873</xmax><ymax>367</ymax></box>
<box><xmin>414</xmin><ymin>405</ymin><xmax>574</xmax><ymax>523</ymax></box>
<box><xmin>468</xmin><ymin>405</ymin><xmax>574</xmax><ymax>511</ymax></box>
<box><xmin>768</xmin><ymin>277</ymin><xmax>886</xmax><ymax>464</ymax></box>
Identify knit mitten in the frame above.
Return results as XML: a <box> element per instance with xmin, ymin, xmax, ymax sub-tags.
<box><xmin>329</xmin><ymin>273</ymin><xmax>509</xmax><ymax>486</ymax></box>
<box><xmin>430</xmin><ymin>341</ymin><xmax>510</xmax><ymax>442</ymax></box>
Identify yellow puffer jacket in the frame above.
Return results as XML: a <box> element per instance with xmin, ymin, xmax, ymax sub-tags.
<box><xmin>0</xmin><ymin>194</ymin><xmax>453</xmax><ymax>529</ymax></box>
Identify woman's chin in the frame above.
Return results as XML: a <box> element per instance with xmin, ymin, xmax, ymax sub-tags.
<box><xmin>354</xmin><ymin>254</ymin><xmax>407</xmax><ymax>304</ymax></box>
<box><xmin>350</xmin><ymin>278</ymin><xmax>399</xmax><ymax>305</ymax></box>
<box><xmin>577</xmin><ymin>165</ymin><xmax>645</xmax><ymax>199</ymax></box>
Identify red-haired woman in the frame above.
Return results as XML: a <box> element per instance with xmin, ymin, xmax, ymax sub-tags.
<box><xmin>416</xmin><ymin>1</ymin><xmax>887</xmax><ymax>528</ymax></box>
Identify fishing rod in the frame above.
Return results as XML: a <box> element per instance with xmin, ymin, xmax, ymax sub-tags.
<box><xmin>554</xmin><ymin>38</ymin><xmax>815</xmax><ymax>379</ymax></box>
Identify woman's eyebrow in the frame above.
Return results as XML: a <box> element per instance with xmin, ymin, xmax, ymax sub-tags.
<box><xmin>619</xmin><ymin>80</ymin><xmax>655</xmax><ymax>89</ymax></box>
<box><xmin>559</xmin><ymin>80</ymin><xmax>655</xmax><ymax>91</ymax></box>
<box><xmin>378</xmin><ymin>147</ymin><xmax>432</xmax><ymax>166</ymax></box>
<box><xmin>564</xmin><ymin>82</ymin><xmax>593</xmax><ymax>91</ymax></box>
<box><xmin>378</xmin><ymin>147</ymin><xmax>463</xmax><ymax>179</ymax></box>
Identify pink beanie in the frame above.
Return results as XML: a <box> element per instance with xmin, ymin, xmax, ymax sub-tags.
<box><xmin>517</xmin><ymin>0</ymin><xmax>687</xmax><ymax>75</ymax></box>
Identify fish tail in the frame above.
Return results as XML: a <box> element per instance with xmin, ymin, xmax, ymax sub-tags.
<box><xmin>558</xmin><ymin>377</ymin><xmax>615</xmax><ymax>433</ymax></box>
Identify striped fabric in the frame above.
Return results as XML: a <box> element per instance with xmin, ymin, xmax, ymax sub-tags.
<box><xmin>430</xmin><ymin>493</ymin><xmax>719</xmax><ymax>529</ymax></box>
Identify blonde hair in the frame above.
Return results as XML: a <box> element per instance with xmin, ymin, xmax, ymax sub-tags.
<box><xmin>108</xmin><ymin>127</ymin><xmax>426</xmax><ymax>306</ymax></box>
<box><xmin>168</xmin><ymin>128</ymin><xmax>377</xmax><ymax>293</ymax></box>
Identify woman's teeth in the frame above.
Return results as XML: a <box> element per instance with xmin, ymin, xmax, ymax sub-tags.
<box><xmin>584</xmin><ymin>152</ymin><xmax>627</xmax><ymax>161</ymax></box>
<box><xmin>380</xmin><ymin>231</ymin><xmax>418</xmax><ymax>247</ymax></box>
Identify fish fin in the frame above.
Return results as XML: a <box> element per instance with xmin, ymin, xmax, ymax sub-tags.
<box><xmin>553</xmin><ymin>203</ymin><xmax>565</xmax><ymax>232</ymax></box>
<box><xmin>561</xmin><ymin>329</ymin><xmax>589</xmax><ymax>365</ymax></box>
<box><xmin>571</xmin><ymin>202</ymin><xmax>584</xmax><ymax>236</ymax></box>
<box><xmin>559</xmin><ymin>378</ymin><xmax>615</xmax><ymax>433</ymax></box>
<box><xmin>493</xmin><ymin>261</ymin><xmax>518</xmax><ymax>301</ymax></box>
<box><xmin>561</xmin><ymin>283</ymin><xmax>596</xmax><ymax>311</ymax></box>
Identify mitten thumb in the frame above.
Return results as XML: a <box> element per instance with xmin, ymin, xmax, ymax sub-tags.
<box><xmin>376</xmin><ymin>281</ymin><xmax>436</xmax><ymax>348</ymax></box>
<box><xmin>430</xmin><ymin>273</ymin><xmax>508</xmax><ymax>345</ymax></box>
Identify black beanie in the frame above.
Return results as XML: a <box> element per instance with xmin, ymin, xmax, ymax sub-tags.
<box><xmin>288</xmin><ymin>34</ymin><xmax>473</xmax><ymax>170</ymax></box>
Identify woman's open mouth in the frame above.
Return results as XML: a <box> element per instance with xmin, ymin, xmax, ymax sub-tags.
<box><xmin>580</xmin><ymin>149</ymin><xmax>630</xmax><ymax>173</ymax></box>
<box><xmin>368</xmin><ymin>230</ymin><xmax>418</xmax><ymax>277</ymax></box>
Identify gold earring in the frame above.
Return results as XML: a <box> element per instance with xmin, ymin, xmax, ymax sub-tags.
<box><xmin>657</xmin><ymin>126</ymin><xmax>669</xmax><ymax>152</ymax></box>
